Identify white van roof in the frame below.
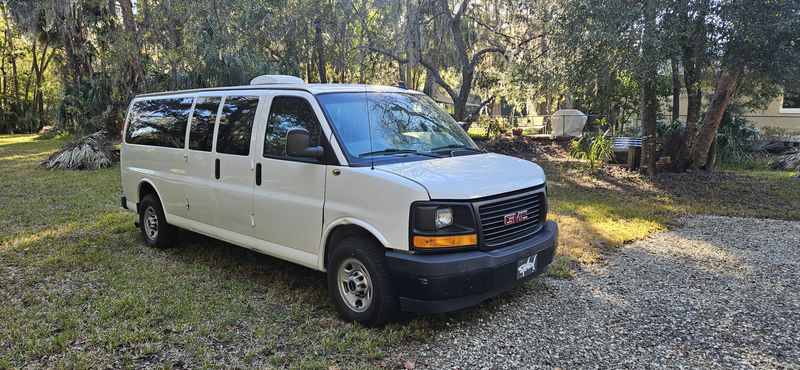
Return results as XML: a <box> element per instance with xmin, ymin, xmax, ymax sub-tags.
<box><xmin>136</xmin><ymin>75</ymin><xmax>423</xmax><ymax>99</ymax></box>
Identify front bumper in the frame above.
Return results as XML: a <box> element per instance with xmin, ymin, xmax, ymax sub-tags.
<box><xmin>386</xmin><ymin>220</ymin><xmax>558</xmax><ymax>313</ymax></box>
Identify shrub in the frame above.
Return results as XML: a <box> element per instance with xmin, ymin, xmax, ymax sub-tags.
<box><xmin>715</xmin><ymin>114</ymin><xmax>762</xmax><ymax>165</ymax></box>
<box><xmin>569</xmin><ymin>131</ymin><xmax>613</xmax><ymax>170</ymax></box>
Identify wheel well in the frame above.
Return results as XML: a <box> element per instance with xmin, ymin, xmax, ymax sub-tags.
<box><xmin>137</xmin><ymin>181</ymin><xmax>158</xmax><ymax>212</ymax></box>
<box><xmin>324</xmin><ymin>224</ymin><xmax>379</xmax><ymax>269</ymax></box>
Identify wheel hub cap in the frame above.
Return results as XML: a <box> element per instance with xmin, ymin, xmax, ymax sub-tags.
<box><xmin>143</xmin><ymin>207</ymin><xmax>159</xmax><ymax>239</ymax></box>
<box><xmin>337</xmin><ymin>258</ymin><xmax>373</xmax><ymax>313</ymax></box>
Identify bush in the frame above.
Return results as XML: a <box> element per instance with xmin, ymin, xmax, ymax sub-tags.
<box><xmin>715</xmin><ymin>113</ymin><xmax>762</xmax><ymax>165</ymax></box>
<box><xmin>474</xmin><ymin>116</ymin><xmax>508</xmax><ymax>138</ymax></box>
<box><xmin>569</xmin><ymin>131</ymin><xmax>613</xmax><ymax>170</ymax></box>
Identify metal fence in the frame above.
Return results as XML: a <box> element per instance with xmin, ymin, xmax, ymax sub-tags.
<box><xmin>469</xmin><ymin>114</ymin><xmax>800</xmax><ymax>139</ymax></box>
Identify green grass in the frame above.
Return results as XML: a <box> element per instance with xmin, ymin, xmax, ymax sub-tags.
<box><xmin>1</xmin><ymin>134</ymin><xmax>798</xmax><ymax>367</ymax></box>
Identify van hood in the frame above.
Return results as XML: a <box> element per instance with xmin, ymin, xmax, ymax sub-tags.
<box><xmin>376</xmin><ymin>153</ymin><xmax>545</xmax><ymax>199</ymax></box>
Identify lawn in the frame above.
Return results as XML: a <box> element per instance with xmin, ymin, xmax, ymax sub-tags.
<box><xmin>1</xmin><ymin>134</ymin><xmax>798</xmax><ymax>368</ymax></box>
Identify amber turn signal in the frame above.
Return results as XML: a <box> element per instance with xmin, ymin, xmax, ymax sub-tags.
<box><xmin>413</xmin><ymin>233</ymin><xmax>478</xmax><ymax>249</ymax></box>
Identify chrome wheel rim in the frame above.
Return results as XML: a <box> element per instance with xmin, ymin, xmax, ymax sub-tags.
<box><xmin>143</xmin><ymin>206</ymin><xmax>159</xmax><ymax>240</ymax></box>
<box><xmin>337</xmin><ymin>258</ymin><xmax>373</xmax><ymax>313</ymax></box>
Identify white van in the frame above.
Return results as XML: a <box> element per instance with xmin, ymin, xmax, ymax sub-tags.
<box><xmin>120</xmin><ymin>75</ymin><xmax>558</xmax><ymax>326</ymax></box>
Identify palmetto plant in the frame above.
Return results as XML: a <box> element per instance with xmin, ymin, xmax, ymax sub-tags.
<box><xmin>41</xmin><ymin>131</ymin><xmax>117</xmax><ymax>170</ymax></box>
<box><xmin>715</xmin><ymin>114</ymin><xmax>762</xmax><ymax>165</ymax></box>
<box><xmin>569</xmin><ymin>131</ymin><xmax>614</xmax><ymax>170</ymax></box>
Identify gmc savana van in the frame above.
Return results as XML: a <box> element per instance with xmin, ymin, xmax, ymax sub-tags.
<box><xmin>120</xmin><ymin>75</ymin><xmax>558</xmax><ymax>326</ymax></box>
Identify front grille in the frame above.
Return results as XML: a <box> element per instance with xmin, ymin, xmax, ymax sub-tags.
<box><xmin>477</xmin><ymin>189</ymin><xmax>545</xmax><ymax>249</ymax></box>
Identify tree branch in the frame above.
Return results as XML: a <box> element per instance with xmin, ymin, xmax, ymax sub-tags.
<box><xmin>367</xmin><ymin>44</ymin><xmax>458</xmax><ymax>101</ymax></box>
<box><xmin>470</xmin><ymin>47</ymin><xmax>505</xmax><ymax>67</ymax></box>
<box><xmin>464</xmin><ymin>94</ymin><xmax>496</xmax><ymax>123</ymax></box>
<box><xmin>452</xmin><ymin>0</ymin><xmax>470</xmax><ymax>21</ymax></box>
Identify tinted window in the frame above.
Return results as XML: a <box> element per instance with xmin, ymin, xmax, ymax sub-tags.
<box><xmin>264</xmin><ymin>96</ymin><xmax>321</xmax><ymax>157</ymax></box>
<box><xmin>188</xmin><ymin>97</ymin><xmax>221</xmax><ymax>151</ymax></box>
<box><xmin>216</xmin><ymin>96</ymin><xmax>259</xmax><ymax>155</ymax></box>
<box><xmin>125</xmin><ymin>97</ymin><xmax>193</xmax><ymax>148</ymax></box>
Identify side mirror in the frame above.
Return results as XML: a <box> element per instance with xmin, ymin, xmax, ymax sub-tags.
<box><xmin>286</xmin><ymin>128</ymin><xmax>324</xmax><ymax>158</ymax></box>
<box><xmin>457</xmin><ymin>121</ymin><xmax>468</xmax><ymax>131</ymax></box>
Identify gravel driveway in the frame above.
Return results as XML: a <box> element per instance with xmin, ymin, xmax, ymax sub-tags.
<box><xmin>397</xmin><ymin>215</ymin><xmax>800</xmax><ymax>369</ymax></box>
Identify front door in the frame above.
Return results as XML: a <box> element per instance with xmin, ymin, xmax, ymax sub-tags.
<box><xmin>253</xmin><ymin>92</ymin><xmax>328</xmax><ymax>258</ymax></box>
<box><xmin>212</xmin><ymin>95</ymin><xmax>261</xmax><ymax>238</ymax></box>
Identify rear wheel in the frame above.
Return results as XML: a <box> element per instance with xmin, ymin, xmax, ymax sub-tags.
<box><xmin>327</xmin><ymin>236</ymin><xmax>398</xmax><ymax>326</ymax></box>
<box><xmin>139</xmin><ymin>193</ymin><xmax>177</xmax><ymax>249</ymax></box>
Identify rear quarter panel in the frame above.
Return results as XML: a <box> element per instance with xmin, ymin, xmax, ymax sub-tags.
<box><xmin>120</xmin><ymin>98</ymin><xmax>187</xmax><ymax>219</ymax></box>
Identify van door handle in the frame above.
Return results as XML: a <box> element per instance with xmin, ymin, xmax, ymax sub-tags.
<box><xmin>215</xmin><ymin>158</ymin><xmax>220</xmax><ymax>179</ymax></box>
<box><xmin>255</xmin><ymin>163</ymin><xmax>262</xmax><ymax>186</ymax></box>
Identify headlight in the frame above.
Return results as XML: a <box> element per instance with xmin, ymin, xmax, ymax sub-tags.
<box><xmin>410</xmin><ymin>202</ymin><xmax>478</xmax><ymax>251</ymax></box>
<box><xmin>435</xmin><ymin>207</ymin><xmax>453</xmax><ymax>228</ymax></box>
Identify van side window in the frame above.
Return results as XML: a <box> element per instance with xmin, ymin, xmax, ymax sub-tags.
<box><xmin>125</xmin><ymin>97</ymin><xmax>193</xmax><ymax>148</ymax></box>
<box><xmin>188</xmin><ymin>97</ymin><xmax>221</xmax><ymax>151</ymax></box>
<box><xmin>264</xmin><ymin>96</ymin><xmax>321</xmax><ymax>157</ymax></box>
<box><xmin>216</xmin><ymin>96</ymin><xmax>259</xmax><ymax>156</ymax></box>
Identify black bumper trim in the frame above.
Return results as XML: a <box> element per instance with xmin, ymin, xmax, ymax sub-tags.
<box><xmin>386</xmin><ymin>220</ymin><xmax>558</xmax><ymax>313</ymax></box>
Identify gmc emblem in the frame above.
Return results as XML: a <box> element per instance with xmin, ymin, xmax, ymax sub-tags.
<box><xmin>503</xmin><ymin>210</ymin><xmax>529</xmax><ymax>225</ymax></box>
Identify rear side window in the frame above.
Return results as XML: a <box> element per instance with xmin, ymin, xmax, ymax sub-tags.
<box><xmin>188</xmin><ymin>97</ymin><xmax>221</xmax><ymax>151</ymax></box>
<box><xmin>263</xmin><ymin>96</ymin><xmax>321</xmax><ymax>157</ymax></box>
<box><xmin>216</xmin><ymin>96</ymin><xmax>259</xmax><ymax>156</ymax></box>
<box><xmin>125</xmin><ymin>97</ymin><xmax>193</xmax><ymax>148</ymax></box>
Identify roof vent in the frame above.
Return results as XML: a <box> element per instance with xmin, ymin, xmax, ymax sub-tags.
<box><xmin>250</xmin><ymin>75</ymin><xmax>304</xmax><ymax>85</ymax></box>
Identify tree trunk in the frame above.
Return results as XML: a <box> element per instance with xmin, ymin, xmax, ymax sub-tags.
<box><xmin>165</xmin><ymin>0</ymin><xmax>183</xmax><ymax>90</ymax></box>
<box><xmin>671</xmin><ymin>1</ymin><xmax>707</xmax><ymax>171</ymax></box>
<box><xmin>671</xmin><ymin>57</ymin><xmax>681</xmax><ymax>122</ymax></box>
<box><xmin>119</xmin><ymin>0</ymin><xmax>145</xmax><ymax>94</ymax></box>
<box><xmin>640</xmin><ymin>82</ymin><xmax>658</xmax><ymax>176</ymax></box>
<box><xmin>639</xmin><ymin>0</ymin><xmax>658</xmax><ymax>176</ymax></box>
<box><xmin>422</xmin><ymin>13</ymin><xmax>444</xmax><ymax>97</ymax></box>
<box><xmin>314</xmin><ymin>18</ymin><xmax>327</xmax><ymax>83</ymax></box>
<box><xmin>690</xmin><ymin>66</ymin><xmax>741</xmax><ymax>169</ymax></box>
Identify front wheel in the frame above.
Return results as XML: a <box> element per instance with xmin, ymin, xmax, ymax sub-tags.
<box><xmin>138</xmin><ymin>193</ymin><xmax>178</xmax><ymax>249</ymax></box>
<box><xmin>327</xmin><ymin>236</ymin><xmax>398</xmax><ymax>326</ymax></box>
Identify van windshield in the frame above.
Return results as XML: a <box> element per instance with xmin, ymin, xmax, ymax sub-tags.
<box><xmin>317</xmin><ymin>92</ymin><xmax>480</xmax><ymax>163</ymax></box>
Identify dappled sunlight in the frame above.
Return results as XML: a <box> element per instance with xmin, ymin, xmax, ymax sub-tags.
<box><xmin>629</xmin><ymin>232</ymin><xmax>749</xmax><ymax>275</ymax></box>
<box><xmin>0</xmin><ymin>150</ymin><xmax>60</xmax><ymax>162</ymax></box>
<box><xmin>0</xmin><ymin>134</ymin><xmax>37</xmax><ymax>147</ymax></box>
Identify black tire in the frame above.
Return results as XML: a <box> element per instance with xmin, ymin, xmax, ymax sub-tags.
<box><xmin>327</xmin><ymin>235</ymin><xmax>398</xmax><ymax>326</ymax></box>
<box><xmin>138</xmin><ymin>193</ymin><xmax>178</xmax><ymax>249</ymax></box>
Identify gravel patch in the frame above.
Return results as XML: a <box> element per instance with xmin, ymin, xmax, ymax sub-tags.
<box><xmin>396</xmin><ymin>215</ymin><xmax>800</xmax><ymax>369</ymax></box>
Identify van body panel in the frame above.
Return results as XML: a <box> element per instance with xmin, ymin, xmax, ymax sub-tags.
<box><xmin>168</xmin><ymin>214</ymin><xmax>318</xmax><ymax>269</ymax></box>
<box><xmin>184</xmin><ymin>95</ymin><xmax>222</xmax><ymax>227</ymax></box>
<box><xmin>317</xmin><ymin>216</ymin><xmax>397</xmax><ymax>270</ymax></box>
<box><xmin>184</xmin><ymin>149</ymin><xmax>219</xmax><ymax>227</ymax></box>
<box><xmin>377</xmin><ymin>153</ymin><xmax>546</xmax><ymax>199</ymax></box>
<box><xmin>322</xmin><ymin>166</ymin><xmax>430</xmax><ymax>253</ymax></box>
<box><xmin>209</xmin><ymin>94</ymin><xmax>263</xmax><ymax>237</ymax></box>
<box><xmin>212</xmin><ymin>151</ymin><xmax>256</xmax><ymax>236</ymax></box>
<box><xmin>122</xmin><ymin>145</ymin><xmax>188</xmax><ymax>218</ymax></box>
<box><xmin>251</xmin><ymin>90</ymin><xmax>333</xmax><ymax>258</ymax></box>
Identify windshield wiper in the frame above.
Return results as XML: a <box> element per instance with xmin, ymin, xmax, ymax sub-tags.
<box><xmin>358</xmin><ymin>148</ymin><xmax>443</xmax><ymax>158</ymax></box>
<box><xmin>430</xmin><ymin>144</ymin><xmax>485</xmax><ymax>153</ymax></box>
